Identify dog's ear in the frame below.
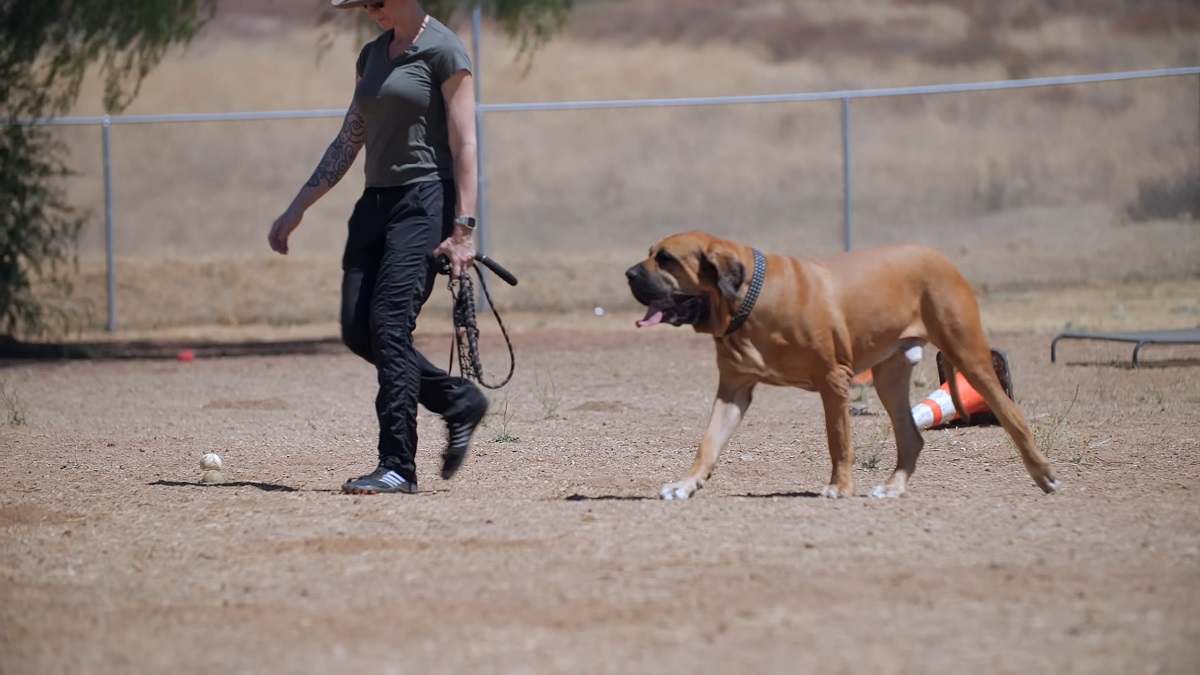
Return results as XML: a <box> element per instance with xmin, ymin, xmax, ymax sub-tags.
<box><xmin>699</xmin><ymin>248</ymin><xmax>745</xmax><ymax>301</ymax></box>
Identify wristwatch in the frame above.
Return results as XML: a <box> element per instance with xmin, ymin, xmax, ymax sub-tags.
<box><xmin>453</xmin><ymin>216</ymin><xmax>477</xmax><ymax>230</ymax></box>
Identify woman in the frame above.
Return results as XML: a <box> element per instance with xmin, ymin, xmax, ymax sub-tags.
<box><xmin>267</xmin><ymin>0</ymin><xmax>488</xmax><ymax>494</ymax></box>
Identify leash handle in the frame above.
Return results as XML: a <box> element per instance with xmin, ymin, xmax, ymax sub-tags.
<box><xmin>476</xmin><ymin>254</ymin><xmax>518</xmax><ymax>287</ymax></box>
<box><xmin>436</xmin><ymin>254</ymin><xmax>519</xmax><ymax>287</ymax></box>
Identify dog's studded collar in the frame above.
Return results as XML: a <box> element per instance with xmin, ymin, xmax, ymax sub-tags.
<box><xmin>723</xmin><ymin>248</ymin><xmax>765</xmax><ymax>337</ymax></box>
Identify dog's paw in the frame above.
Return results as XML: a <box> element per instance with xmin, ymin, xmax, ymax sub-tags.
<box><xmin>870</xmin><ymin>484</ymin><xmax>903</xmax><ymax>499</ymax></box>
<box><xmin>660</xmin><ymin>481</ymin><xmax>697</xmax><ymax>500</ymax></box>
<box><xmin>820</xmin><ymin>484</ymin><xmax>854</xmax><ymax>499</ymax></box>
<box><xmin>1036</xmin><ymin>475</ymin><xmax>1061</xmax><ymax>494</ymax></box>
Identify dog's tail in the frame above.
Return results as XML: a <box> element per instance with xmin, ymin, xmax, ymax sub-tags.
<box><xmin>942</xmin><ymin>359</ymin><xmax>970</xmax><ymax>422</ymax></box>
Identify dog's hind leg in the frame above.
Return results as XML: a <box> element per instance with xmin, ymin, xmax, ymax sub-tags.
<box><xmin>934</xmin><ymin>331</ymin><xmax>1060</xmax><ymax>494</ymax></box>
<box><xmin>869</xmin><ymin>349</ymin><xmax>925</xmax><ymax>498</ymax></box>
<box><xmin>660</xmin><ymin>379</ymin><xmax>755</xmax><ymax>500</ymax></box>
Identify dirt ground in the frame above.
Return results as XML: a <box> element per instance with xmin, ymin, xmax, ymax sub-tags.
<box><xmin>2</xmin><ymin>304</ymin><xmax>1200</xmax><ymax>674</ymax></box>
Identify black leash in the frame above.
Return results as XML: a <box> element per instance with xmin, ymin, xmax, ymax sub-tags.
<box><xmin>437</xmin><ymin>254</ymin><xmax>518</xmax><ymax>389</ymax></box>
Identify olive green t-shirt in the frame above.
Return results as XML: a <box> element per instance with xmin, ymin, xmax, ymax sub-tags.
<box><xmin>354</xmin><ymin>18</ymin><xmax>472</xmax><ymax>187</ymax></box>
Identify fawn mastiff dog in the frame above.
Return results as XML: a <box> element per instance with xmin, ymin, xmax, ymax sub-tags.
<box><xmin>625</xmin><ymin>231</ymin><xmax>1060</xmax><ymax>500</ymax></box>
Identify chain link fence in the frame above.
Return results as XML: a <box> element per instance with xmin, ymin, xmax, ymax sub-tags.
<box><xmin>32</xmin><ymin>67</ymin><xmax>1200</xmax><ymax>332</ymax></box>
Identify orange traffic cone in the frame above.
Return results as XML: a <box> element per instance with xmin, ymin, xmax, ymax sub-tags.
<box><xmin>911</xmin><ymin>372</ymin><xmax>990</xmax><ymax>431</ymax></box>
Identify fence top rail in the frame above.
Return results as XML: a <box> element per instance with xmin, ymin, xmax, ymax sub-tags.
<box><xmin>482</xmin><ymin>65</ymin><xmax>1200</xmax><ymax>113</ymax></box>
<box><xmin>12</xmin><ymin>65</ymin><xmax>1200</xmax><ymax>126</ymax></box>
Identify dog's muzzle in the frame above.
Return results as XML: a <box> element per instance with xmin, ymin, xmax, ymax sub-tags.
<box><xmin>625</xmin><ymin>264</ymin><xmax>709</xmax><ymax>327</ymax></box>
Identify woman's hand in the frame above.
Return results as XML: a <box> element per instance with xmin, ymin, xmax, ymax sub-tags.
<box><xmin>268</xmin><ymin>207</ymin><xmax>303</xmax><ymax>255</ymax></box>
<box><xmin>432</xmin><ymin>228</ymin><xmax>477</xmax><ymax>279</ymax></box>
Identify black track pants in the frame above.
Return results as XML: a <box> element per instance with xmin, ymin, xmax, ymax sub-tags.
<box><xmin>340</xmin><ymin>180</ymin><xmax>482</xmax><ymax>483</ymax></box>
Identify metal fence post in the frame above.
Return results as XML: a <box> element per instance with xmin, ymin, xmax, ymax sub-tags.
<box><xmin>471</xmin><ymin>3</ymin><xmax>491</xmax><ymax>311</ymax></box>
<box><xmin>841</xmin><ymin>94</ymin><xmax>853</xmax><ymax>252</ymax></box>
<box><xmin>102</xmin><ymin>116</ymin><xmax>117</xmax><ymax>332</ymax></box>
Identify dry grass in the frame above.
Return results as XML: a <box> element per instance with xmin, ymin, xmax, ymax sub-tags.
<box><xmin>33</xmin><ymin>0</ymin><xmax>1200</xmax><ymax>335</ymax></box>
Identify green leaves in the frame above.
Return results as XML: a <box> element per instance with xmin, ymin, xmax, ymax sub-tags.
<box><xmin>0</xmin><ymin>0</ymin><xmax>216</xmax><ymax>337</ymax></box>
<box><xmin>0</xmin><ymin>124</ymin><xmax>83</xmax><ymax>337</ymax></box>
<box><xmin>3</xmin><ymin>1</ymin><xmax>217</xmax><ymax>117</ymax></box>
<box><xmin>491</xmin><ymin>0</ymin><xmax>572</xmax><ymax>58</ymax></box>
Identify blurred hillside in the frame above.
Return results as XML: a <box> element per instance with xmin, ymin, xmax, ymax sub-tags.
<box><xmin>71</xmin><ymin>0</ymin><xmax>1200</xmax><ymax>110</ymax></box>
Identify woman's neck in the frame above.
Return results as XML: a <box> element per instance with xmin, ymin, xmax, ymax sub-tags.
<box><xmin>392</xmin><ymin>2</ymin><xmax>428</xmax><ymax>41</ymax></box>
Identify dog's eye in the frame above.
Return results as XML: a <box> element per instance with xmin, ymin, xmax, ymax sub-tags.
<box><xmin>654</xmin><ymin>251</ymin><xmax>676</xmax><ymax>267</ymax></box>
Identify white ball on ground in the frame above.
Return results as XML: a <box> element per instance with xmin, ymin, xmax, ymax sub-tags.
<box><xmin>200</xmin><ymin>453</ymin><xmax>223</xmax><ymax>471</ymax></box>
<box><xmin>594</xmin><ymin>306</ymin><xmax>605</xmax><ymax>316</ymax></box>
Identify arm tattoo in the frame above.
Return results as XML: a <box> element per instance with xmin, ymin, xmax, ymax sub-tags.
<box><xmin>305</xmin><ymin>102</ymin><xmax>366</xmax><ymax>189</ymax></box>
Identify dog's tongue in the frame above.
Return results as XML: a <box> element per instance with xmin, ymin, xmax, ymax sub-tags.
<box><xmin>636</xmin><ymin>307</ymin><xmax>664</xmax><ymax>328</ymax></box>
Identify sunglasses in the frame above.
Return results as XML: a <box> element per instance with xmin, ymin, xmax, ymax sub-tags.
<box><xmin>364</xmin><ymin>1</ymin><xmax>385</xmax><ymax>9</ymax></box>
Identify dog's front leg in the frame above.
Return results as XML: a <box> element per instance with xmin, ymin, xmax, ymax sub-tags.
<box><xmin>661</xmin><ymin>380</ymin><xmax>755</xmax><ymax>500</ymax></box>
<box><xmin>819</xmin><ymin>373</ymin><xmax>855</xmax><ymax>498</ymax></box>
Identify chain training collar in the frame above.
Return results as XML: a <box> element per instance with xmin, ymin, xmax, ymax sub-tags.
<box><xmin>722</xmin><ymin>248</ymin><xmax>765</xmax><ymax>337</ymax></box>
